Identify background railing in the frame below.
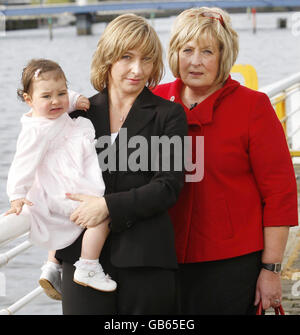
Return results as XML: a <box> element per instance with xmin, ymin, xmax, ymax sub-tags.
<box><xmin>259</xmin><ymin>72</ymin><xmax>300</xmax><ymax>160</ymax></box>
<box><xmin>0</xmin><ymin>225</ymin><xmax>43</xmax><ymax>315</ymax></box>
<box><xmin>1</xmin><ymin>65</ymin><xmax>300</xmax><ymax>314</ymax></box>
<box><xmin>232</xmin><ymin>65</ymin><xmax>300</xmax><ymax>160</ymax></box>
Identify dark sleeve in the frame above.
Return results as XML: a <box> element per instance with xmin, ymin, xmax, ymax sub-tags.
<box><xmin>69</xmin><ymin>110</ymin><xmax>87</xmax><ymax>119</ymax></box>
<box><xmin>104</xmin><ymin>104</ymin><xmax>188</xmax><ymax>233</ymax></box>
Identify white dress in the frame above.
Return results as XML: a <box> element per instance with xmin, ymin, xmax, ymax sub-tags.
<box><xmin>7</xmin><ymin>111</ymin><xmax>105</xmax><ymax>250</ymax></box>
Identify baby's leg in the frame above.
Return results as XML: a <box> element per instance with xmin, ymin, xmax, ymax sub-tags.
<box><xmin>47</xmin><ymin>250</ymin><xmax>60</xmax><ymax>264</ymax></box>
<box><xmin>81</xmin><ymin>221</ymin><xmax>110</xmax><ymax>260</ymax></box>
<box><xmin>74</xmin><ymin>221</ymin><xmax>116</xmax><ymax>292</ymax></box>
<box><xmin>40</xmin><ymin>250</ymin><xmax>63</xmax><ymax>301</ymax></box>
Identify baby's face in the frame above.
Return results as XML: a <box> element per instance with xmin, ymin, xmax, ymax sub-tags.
<box><xmin>26</xmin><ymin>71</ymin><xmax>69</xmax><ymax>119</ymax></box>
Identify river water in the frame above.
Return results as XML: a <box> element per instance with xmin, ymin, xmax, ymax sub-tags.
<box><xmin>0</xmin><ymin>11</ymin><xmax>299</xmax><ymax>314</ymax></box>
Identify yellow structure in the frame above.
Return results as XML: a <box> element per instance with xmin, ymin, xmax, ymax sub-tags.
<box><xmin>273</xmin><ymin>94</ymin><xmax>286</xmax><ymax>133</ymax></box>
<box><xmin>231</xmin><ymin>64</ymin><xmax>258</xmax><ymax>90</ymax></box>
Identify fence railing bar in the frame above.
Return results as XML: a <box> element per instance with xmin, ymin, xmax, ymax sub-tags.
<box><xmin>280</xmin><ymin>106</ymin><xmax>300</xmax><ymax>123</ymax></box>
<box><xmin>0</xmin><ymin>213</ymin><xmax>30</xmax><ymax>247</ymax></box>
<box><xmin>0</xmin><ymin>232</ymin><xmax>30</xmax><ymax>249</ymax></box>
<box><xmin>0</xmin><ymin>240</ymin><xmax>33</xmax><ymax>268</ymax></box>
<box><xmin>260</xmin><ymin>72</ymin><xmax>300</xmax><ymax>97</ymax></box>
<box><xmin>287</xmin><ymin>125</ymin><xmax>300</xmax><ymax>140</ymax></box>
<box><xmin>0</xmin><ymin>286</ymin><xmax>43</xmax><ymax>315</ymax></box>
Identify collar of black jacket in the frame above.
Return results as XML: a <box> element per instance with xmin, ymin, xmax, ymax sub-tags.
<box><xmin>89</xmin><ymin>86</ymin><xmax>158</xmax><ymax>152</ymax></box>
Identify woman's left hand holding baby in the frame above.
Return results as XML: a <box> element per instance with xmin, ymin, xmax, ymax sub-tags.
<box><xmin>66</xmin><ymin>193</ymin><xmax>109</xmax><ymax>228</ymax></box>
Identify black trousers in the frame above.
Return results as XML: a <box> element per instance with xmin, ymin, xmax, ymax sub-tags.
<box><xmin>178</xmin><ymin>251</ymin><xmax>262</xmax><ymax>315</ymax></box>
<box><xmin>61</xmin><ymin>262</ymin><xmax>177</xmax><ymax>315</ymax></box>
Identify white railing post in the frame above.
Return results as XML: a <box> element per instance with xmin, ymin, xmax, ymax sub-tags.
<box><xmin>285</xmin><ymin>83</ymin><xmax>300</xmax><ymax>155</ymax></box>
<box><xmin>260</xmin><ymin>72</ymin><xmax>300</xmax><ymax>97</ymax></box>
<box><xmin>0</xmin><ymin>214</ymin><xmax>41</xmax><ymax>314</ymax></box>
<box><xmin>0</xmin><ymin>287</ymin><xmax>43</xmax><ymax>315</ymax></box>
<box><xmin>260</xmin><ymin>72</ymin><xmax>300</xmax><ymax>163</ymax></box>
<box><xmin>0</xmin><ymin>240</ymin><xmax>33</xmax><ymax>268</ymax></box>
<box><xmin>0</xmin><ymin>213</ymin><xmax>30</xmax><ymax>247</ymax></box>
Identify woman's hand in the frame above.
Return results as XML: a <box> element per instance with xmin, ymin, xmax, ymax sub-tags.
<box><xmin>75</xmin><ymin>95</ymin><xmax>90</xmax><ymax>111</ymax></box>
<box><xmin>254</xmin><ymin>268</ymin><xmax>282</xmax><ymax>310</ymax></box>
<box><xmin>66</xmin><ymin>193</ymin><xmax>109</xmax><ymax>228</ymax></box>
<box><xmin>254</xmin><ymin>226</ymin><xmax>288</xmax><ymax>311</ymax></box>
<box><xmin>5</xmin><ymin>198</ymin><xmax>33</xmax><ymax>216</ymax></box>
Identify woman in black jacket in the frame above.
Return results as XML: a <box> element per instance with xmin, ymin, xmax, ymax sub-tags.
<box><xmin>55</xmin><ymin>13</ymin><xmax>188</xmax><ymax>315</ymax></box>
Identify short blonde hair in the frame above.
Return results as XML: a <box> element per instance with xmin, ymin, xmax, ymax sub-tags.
<box><xmin>91</xmin><ymin>14</ymin><xmax>164</xmax><ymax>92</ymax></box>
<box><xmin>168</xmin><ymin>7</ymin><xmax>239</xmax><ymax>85</ymax></box>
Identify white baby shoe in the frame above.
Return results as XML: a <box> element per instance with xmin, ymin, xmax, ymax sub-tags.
<box><xmin>73</xmin><ymin>259</ymin><xmax>117</xmax><ymax>292</ymax></box>
<box><xmin>39</xmin><ymin>261</ymin><xmax>62</xmax><ymax>301</ymax></box>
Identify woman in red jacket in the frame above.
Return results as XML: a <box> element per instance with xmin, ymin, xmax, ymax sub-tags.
<box><xmin>153</xmin><ymin>7</ymin><xmax>298</xmax><ymax>314</ymax></box>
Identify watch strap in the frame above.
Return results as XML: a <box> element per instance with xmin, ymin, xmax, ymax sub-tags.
<box><xmin>261</xmin><ymin>262</ymin><xmax>281</xmax><ymax>273</ymax></box>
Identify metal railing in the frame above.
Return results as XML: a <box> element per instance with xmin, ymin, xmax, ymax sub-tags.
<box><xmin>260</xmin><ymin>72</ymin><xmax>300</xmax><ymax>159</ymax></box>
<box><xmin>1</xmin><ymin>66</ymin><xmax>300</xmax><ymax>315</ymax></box>
<box><xmin>0</xmin><ymin>224</ymin><xmax>43</xmax><ymax>315</ymax></box>
<box><xmin>0</xmin><ymin>287</ymin><xmax>43</xmax><ymax>315</ymax></box>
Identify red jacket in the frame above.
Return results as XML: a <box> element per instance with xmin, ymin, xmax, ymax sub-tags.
<box><xmin>152</xmin><ymin>76</ymin><xmax>298</xmax><ymax>263</ymax></box>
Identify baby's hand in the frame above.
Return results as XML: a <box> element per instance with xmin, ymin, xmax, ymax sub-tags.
<box><xmin>5</xmin><ymin>198</ymin><xmax>33</xmax><ymax>216</ymax></box>
<box><xmin>76</xmin><ymin>95</ymin><xmax>90</xmax><ymax>112</ymax></box>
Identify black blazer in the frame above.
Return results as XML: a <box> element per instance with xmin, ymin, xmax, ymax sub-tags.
<box><xmin>56</xmin><ymin>87</ymin><xmax>188</xmax><ymax>270</ymax></box>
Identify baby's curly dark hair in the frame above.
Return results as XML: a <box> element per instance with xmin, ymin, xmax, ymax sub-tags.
<box><xmin>17</xmin><ymin>58</ymin><xmax>67</xmax><ymax>101</ymax></box>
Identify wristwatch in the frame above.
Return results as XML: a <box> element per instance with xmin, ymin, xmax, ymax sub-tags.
<box><xmin>261</xmin><ymin>263</ymin><xmax>281</xmax><ymax>273</ymax></box>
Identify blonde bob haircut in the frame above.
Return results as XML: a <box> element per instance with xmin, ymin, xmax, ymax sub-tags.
<box><xmin>168</xmin><ymin>7</ymin><xmax>239</xmax><ymax>85</ymax></box>
<box><xmin>91</xmin><ymin>13</ymin><xmax>164</xmax><ymax>92</ymax></box>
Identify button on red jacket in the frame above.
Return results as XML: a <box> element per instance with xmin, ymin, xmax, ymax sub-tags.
<box><xmin>152</xmin><ymin>76</ymin><xmax>298</xmax><ymax>263</ymax></box>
